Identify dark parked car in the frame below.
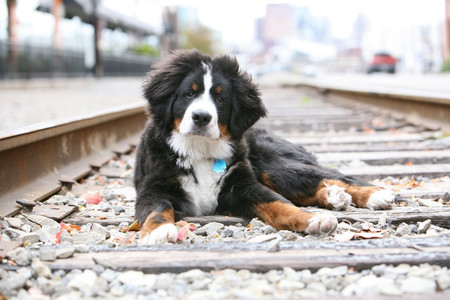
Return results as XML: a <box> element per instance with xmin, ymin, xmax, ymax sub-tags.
<box><xmin>367</xmin><ymin>52</ymin><xmax>397</xmax><ymax>74</ymax></box>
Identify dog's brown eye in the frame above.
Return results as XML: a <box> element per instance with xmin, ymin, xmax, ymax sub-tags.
<box><xmin>186</xmin><ymin>91</ymin><xmax>195</xmax><ymax>98</ymax></box>
<box><xmin>216</xmin><ymin>95</ymin><xmax>224</xmax><ymax>103</ymax></box>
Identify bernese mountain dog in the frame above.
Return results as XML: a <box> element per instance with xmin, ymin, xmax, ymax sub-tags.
<box><xmin>134</xmin><ymin>49</ymin><xmax>395</xmax><ymax>244</ymax></box>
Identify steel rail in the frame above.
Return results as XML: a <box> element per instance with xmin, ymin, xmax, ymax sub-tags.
<box><xmin>0</xmin><ymin>103</ymin><xmax>147</xmax><ymax>217</ymax></box>
<box><xmin>288</xmin><ymin>82</ymin><xmax>450</xmax><ymax>133</ymax></box>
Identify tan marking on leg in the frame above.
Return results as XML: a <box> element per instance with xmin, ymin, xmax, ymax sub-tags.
<box><xmin>322</xmin><ymin>179</ymin><xmax>381</xmax><ymax>208</ymax></box>
<box><xmin>289</xmin><ymin>179</ymin><xmax>353</xmax><ymax>209</ymax></box>
<box><xmin>254</xmin><ymin>201</ymin><xmax>314</xmax><ymax>232</ymax></box>
<box><xmin>289</xmin><ymin>180</ymin><xmax>331</xmax><ymax>208</ymax></box>
<box><xmin>290</xmin><ymin>194</ymin><xmax>319</xmax><ymax>207</ymax></box>
<box><xmin>345</xmin><ymin>185</ymin><xmax>381</xmax><ymax>208</ymax></box>
<box><xmin>141</xmin><ymin>208</ymin><xmax>175</xmax><ymax>238</ymax></box>
<box><xmin>313</xmin><ymin>186</ymin><xmax>335</xmax><ymax>209</ymax></box>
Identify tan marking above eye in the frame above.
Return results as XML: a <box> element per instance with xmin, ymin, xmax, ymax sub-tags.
<box><xmin>192</xmin><ymin>83</ymin><xmax>198</xmax><ymax>91</ymax></box>
<box><xmin>216</xmin><ymin>86</ymin><xmax>222</xmax><ymax>94</ymax></box>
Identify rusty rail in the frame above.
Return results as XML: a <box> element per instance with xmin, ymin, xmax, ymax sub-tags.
<box><xmin>0</xmin><ymin>103</ymin><xmax>147</xmax><ymax>217</ymax></box>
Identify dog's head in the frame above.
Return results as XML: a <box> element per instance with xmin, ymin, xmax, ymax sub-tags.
<box><xmin>143</xmin><ymin>49</ymin><xmax>267</xmax><ymax>141</ymax></box>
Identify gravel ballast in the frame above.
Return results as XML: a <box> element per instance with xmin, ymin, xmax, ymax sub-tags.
<box><xmin>1</xmin><ymin>151</ymin><xmax>450</xmax><ymax>299</ymax></box>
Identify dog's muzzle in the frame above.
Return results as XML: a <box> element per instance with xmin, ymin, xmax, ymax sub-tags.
<box><xmin>192</xmin><ymin>110</ymin><xmax>212</xmax><ymax>127</ymax></box>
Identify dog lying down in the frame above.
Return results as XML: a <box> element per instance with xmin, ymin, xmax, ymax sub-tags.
<box><xmin>133</xmin><ymin>49</ymin><xmax>395</xmax><ymax>244</ymax></box>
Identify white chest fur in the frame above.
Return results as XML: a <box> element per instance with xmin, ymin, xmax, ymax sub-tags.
<box><xmin>168</xmin><ymin>131</ymin><xmax>233</xmax><ymax>216</ymax></box>
<box><xmin>180</xmin><ymin>159</ymin><xmax>225</xmax><ymax>216</ymax></box>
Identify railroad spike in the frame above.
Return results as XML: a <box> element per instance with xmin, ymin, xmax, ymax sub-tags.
<box><xmin>59</xmin><ymin>178</ymin><xmax>75</xmax><ymax>190</ymax></box>
<box><xmin>16</xmin><ymin>199</ymin><xmax>36</xmax><ymax>211</ymax></box>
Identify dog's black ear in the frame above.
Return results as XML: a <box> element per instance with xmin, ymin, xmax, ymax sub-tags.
<box><xmin>213</xmin><ymin>55</ymin><xmax>267</xmax><ymax>139</ymax></box>
<box><xmin>142</xmin><ymin>49</ymin><xmax>210</xmax><ymax>129</ymax></box>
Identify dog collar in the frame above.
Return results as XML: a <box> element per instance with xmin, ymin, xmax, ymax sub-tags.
<box><xmin>212</xmin><ymin>159</ymin><xmax>227</xmax><ymax>173</ymax></box>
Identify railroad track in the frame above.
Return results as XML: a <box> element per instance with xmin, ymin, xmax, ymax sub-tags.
<box><xmin>1</xmin><ymin>81</ymin><xmax>450</xmax><ymax>299</ymax></box>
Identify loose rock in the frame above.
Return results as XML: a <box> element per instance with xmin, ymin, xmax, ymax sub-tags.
<box><xmin>6</xmin><ymin>247</ymin><xmax>30</xmax><ymax>266</ymax></box>
<box><xmin>72</xmin><ymin>232</ymin><xmax>105</xmax><ymax>245</ymax></box>
<box><xmin>247</xmin><ymin>234</ymin><xmax>278</xmax><ymax>243</ymax></box>
<box><xmin>5</xmin><ymin>217</ymin><xmax>24</xmax><ymax>229</ymax></box>
<box><xmin>117</xmin><ymin>270</ymin><xmax>145</xmax><ymax>286</ymax></box>
<box><xmin>55</xmin><ymin>247</ymin><xmax>75</xmax><ymax>259</ymax></box>
<box><xmin>0</xmin><ymin>272</ymin><xmax>28</xmax><ymax>293</ymax></box>
<box><xmin>267</xmin><ymin>239</ymin><xmax>281</xmax><ymax>253</ymax></box>
<box><xmin>395</xmin><ymin>223</ymin><xmax>412</xmax><ymax>236</ymax></box>
<box><xmin>92</xmin><ymin>223</ymin><xmax>111</xmax><ymax>238</ymax></box>
<box><xmin>400</xmin><ymin>276</ymin><xmax>436</xmax><ymax>294</ymax></box>
<box><xmin>417</xmin><ymin>219</ymin><xmax>432</xmax><ymax>234</ymax></box>
<box><xmin>37</xmin><ymin>226</ymin><xmax>59</xmax><ymax>244</ymax></box>
<box><xmin>31</xmin><ymin>258</ymin><xmax>51</xmax><ymax>278</ymax></box>
<box><xmin>67</xmin><ymin>269</ymin><xmax>99</xmax><ymax>294</ymax></box>
<box><xmin>39</xmin><ymin>247</ymin><xmax>56</xmax><ymax>261</ymax></box>
<box><xmin>25</xmin><ymin>214</ymin><xmax>59</xmax><ymax>227</ymax></box>
<box><xmin>249</xmin><ymin>218</ymin><xmax>266</xmax><ymax>229</ymax></box>
<box><xmin>21</xmin><ymin>232</ymin><xmax>40</xmax><ymax>244</ymax></box>
<box><xmin>74</xmin><ymin>244</ymin><xmax>90</xmax><ymax>253</ymax></box>
<box><xmin>195</xmin><ymin>222</ymin><xmax>224</xmax><ymax>236</ymax></box>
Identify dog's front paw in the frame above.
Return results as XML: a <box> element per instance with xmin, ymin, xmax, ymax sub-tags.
<box><xmin>366</xmin><ymin>189</ymin><xmax>395</xmax><ymax>210</ymax></box>
<box><xmin>326</xmin><ymin>185</ymin><xmax>352</xmax><ymax>211</ymax></box>
<box><xmin>304</xmin><ymin>214</ymin><xmax>338</xmax><ymax>235</ymax></box>
<box><xmin>141</xmin><ymin>223</ymin><xmax>178</xmax><ymax>244</ymax></box>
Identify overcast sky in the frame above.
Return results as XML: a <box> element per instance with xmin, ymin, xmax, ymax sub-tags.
<box><xmin>120</xmin><ymin>0</ymin><xmax>446</xmax><ymax>44</ymax></box>
<box><xmin>1</xmin><ymin>0</ymin><xmax>445</xmax><ymax>44</ymax></box>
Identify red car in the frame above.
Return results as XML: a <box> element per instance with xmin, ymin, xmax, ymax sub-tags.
<box><xmin>367</xmin><ymin>52</ymin><xmax>397</xmax><ymax>74</ymax></box>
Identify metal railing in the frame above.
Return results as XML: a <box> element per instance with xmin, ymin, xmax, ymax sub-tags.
<box><xmin>0</xmin><ymin>41</ymin><xmax>86</xmax><ymax>79</ymax></box>
<box><xmin>102</xmin><ymin>52</ymin><xmax>155</xmax><ymax>76</ymax></box>
<box><xmin>0</xmin><ymin>41</ymin><xmax>155</xmax><ymax>79</ymax></box>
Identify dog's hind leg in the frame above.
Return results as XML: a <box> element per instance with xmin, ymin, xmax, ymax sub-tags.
<box><xmin>260</xmin><ymin>169</ymin><xmax>394</xmax><ymax>210</ymax></box>
<box><xmin>257</xmin><ymin>165</ymin><xmax>352</xmax><ymax>210</ymax></box>
<box><xmin>330</xmin><ymin>179</ymin><xmax>395</xmax><ymax>210</ymax></box>
<box><xmin>247</xmin><ymin>129</ymin><xmax>395</xmax><ymax>210</ymax></box>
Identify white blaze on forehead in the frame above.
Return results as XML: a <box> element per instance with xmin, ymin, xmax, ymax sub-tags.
<box><xmin>202</xmin><ymin>62</ymin><xmax>213</xmax><ymax>94</ymax></box>
<box><xmin>178</xmin><ymin>62</ymin><xmax>220</xmax><ymax>139</ymax></box>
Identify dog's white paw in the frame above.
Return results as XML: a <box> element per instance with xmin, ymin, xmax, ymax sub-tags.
<box><xmin>326</xmin><ymin>184</ymin><xmax>352</xmax><ymax>211</ymax></box>
<box><xmin>141</xmin><ymin>223</ymin><xmax>178</xmax><ymax>245</ymax></box>
<box><xmin>304</xmin><ymin>214</ymin><xmax>338</xmax><ymax>235</ymax></box>
<box><xmin>366</xmin><ymin>189</ymin><xmax>395</xmax><ymax>210</ymax></box>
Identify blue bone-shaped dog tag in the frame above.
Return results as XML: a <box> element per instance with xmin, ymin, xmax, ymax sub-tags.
<box><xmin>212</xmin><ymin>159</ymin><xmax>227</xmax><ymax>173</ymax></box>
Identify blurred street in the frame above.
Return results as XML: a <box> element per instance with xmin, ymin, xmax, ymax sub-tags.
<box><xmin>0</xmin><ymin>77</ymin><xmax>145</xmax><ymax>131</ymax></box>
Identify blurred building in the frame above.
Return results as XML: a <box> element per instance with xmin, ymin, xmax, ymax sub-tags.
<box><xmin>261</xmin><ymin>4</ymin><xmax>332</xmax><ymax>48</ymax></box>
<box><xmin>252</xmin><ymin>2</ymin><xmax>446</xmax><ymax>74</ymax></box>
<box><xmin>0</xmin><ymin>0</ymin><xmax>161</xmax><ymax>79</ymax></box>
<box><xmin>254</xmin><ymin>4</ymin><xmax>336</xmax><ymax>73</ymax></box>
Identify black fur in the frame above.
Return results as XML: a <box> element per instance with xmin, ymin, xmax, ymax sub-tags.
<box><xmin>134</xmin><ymin>49</ymin><xmax>371</xmax><ymax>226</ymax></box>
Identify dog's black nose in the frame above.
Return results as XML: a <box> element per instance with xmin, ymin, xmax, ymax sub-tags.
<box><xmin>192</xmin><ymin>110</ymin><xmax>212</xmax><ymax>127</ymax></box>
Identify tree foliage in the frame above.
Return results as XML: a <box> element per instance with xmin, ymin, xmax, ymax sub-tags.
<box><xmin>130</xmin><ymin>44</ymin><xmax>160</xmax><ymax>57</ymax></box>
<box><xmin>442</xmin><ymin>59</ymin><xmax>450</xmax><ymax>72</ymax></box>
<box><xmin>180</xmin><ymin>24</ymin><xmax>216</xmax><ymax>56</ymax></box>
